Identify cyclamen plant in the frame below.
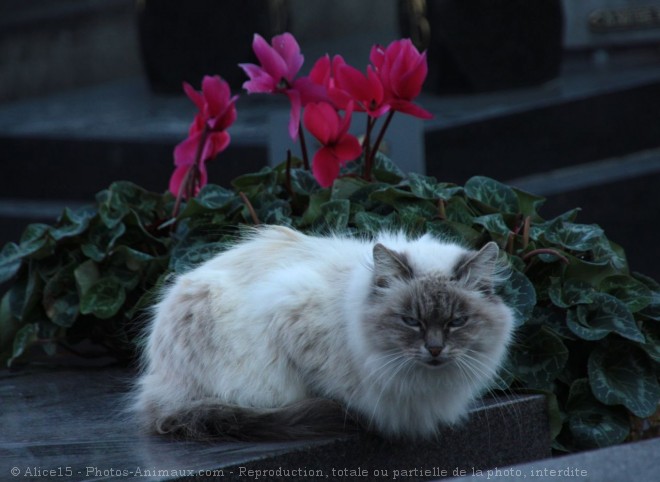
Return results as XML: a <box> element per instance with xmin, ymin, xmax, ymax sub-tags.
<box><xmin>1</xmin><ymin>31</ymin><xmax>659</xmax><ymax>453</ymax></box>
<box><xmin>170</xmin><ymin>33</ymin><xmax>432</xmax><ymax>205</ymax></box>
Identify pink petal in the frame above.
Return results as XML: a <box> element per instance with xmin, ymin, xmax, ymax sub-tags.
<box><xmin>328</xmin><ymin>86</ymin><xmax>353</xmax><ymax>111</ymax></box>
<box><xmin>239</xmin><ymin>63</ymin><xmax>277</xmax><ymax>93</ymax></box>
<box><xmin>293</xmin><ymin>76</ymin><xmax>328</xmax><ymax>105</ymax></box>
<box><xmin>202</xmin><ymin>131</ymin><xmax>231</xmax><ymax>161</ymax></box>
<box><xmin>312</xmin><ymin>147</ymin><xmax>341</xmax><ymax>188</ymax></box>
<box><xmin>252</xmin><ymin>33</ymin><xmax>289</xmax><ymax>82</ymax></box>
<box><xmin>174</xmin><ymin>134</ymin><xmax>201</xmax><ymax>167</ymax></box>
<box><xmin>183</xmin><ymin>82</ymin><xmax>205</xmax><ymax>111</ymax></box>
<box><xmin>369</xmin><ymin>44</ymin><xmax>385</xmax><ymax>70</ymax></box>
<box><xmin>202</xmin><ymin>75</ymin><xmax>229</xmax><ymax>116</ymax></box>
<box><xmin>337</xmin><ymin>100</ymin><xmax>354</xmax><ymax>137</ymax></box>
<box><xmin>332</xmin><ymin>134</ymin><xmax>362</xmax><ymax>162</ymax></box>
<box><xmin>169</xmin><ymin>165</ymin><xmax>191</xmax><ymax>197</ymax></box>
<box><xmin>309</xmin><ymin>55</ymin><xmax>331</xmax><ymax>86</ymax></box>
<box><xmin>388</xmin><ymin>99</ymin><xmax>433</xmax><ymax>119</ymax></box>
<box><xmin>303</xmin><ymin>102</ymin><xmax>339</xmax><ymax>145</ymax></box>
<box><xmin>188</xmin><ymin>114</ymin><xmax>205</xmax><ymax>136</ymax></box>
<box><xmin>242</xmin><ymin>77</ymin><xmax>277</xmax><ymax>94</ymax></box>
<box><xmin>208</xmin><ymin>97</ymin><xmax>238</xmax><ymax>131</ymax></box>
<box><xmin>336</xmin><ymin>64</ymin><xmax>372</xmax><ymax>103</ymax></box>
<box><xmin>367</xmin><ymin>66</ymin><xmax>384</xmax><ymax>103</ymax></box>
<box><xmin>197</xmin><ymin>159</ymin><xmax>209</xmax><ymax>190</ymax></box>
<box><xmin>286</xmin><ymin>89</ymin><xmax>302</xmax><ymax>140</ymax></box>
<box><xmin>391</xmin><ymin>51</ymin><xmax>427</xmax><ymax>100</ymax></box>
<box><xmin>271</xmin><ymin>32</ymin><xmax>304</xmax><ymax>80</ymax></box>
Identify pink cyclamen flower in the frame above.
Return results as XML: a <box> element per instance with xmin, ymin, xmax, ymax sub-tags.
<box><xmin>370</xmin><ymin>39</ymin><xmax>432</xmax><ymax>119</ymax></box>
<box><xmin>333</xmin><ymin>63</ymin><xmax>390</xmax><ymax>118</ymax></box>
<box><xmin>303</xmin><ymin>101</ymin><xmax>362</xmax><ymax>187</ymax></box>
<box><xmin>169</xmin><ymin>75</ymin><xmax>238</xmax><ymax>198</ymax></box>
<box><xmin>239</xmin><ymin>32</ymin><xmax>325</xmax><ymax>140</ymax></box>
<box><xmin>309</xmin><ymin>54</ymin><xmax>353</xmax><ymax>110</ymax></box>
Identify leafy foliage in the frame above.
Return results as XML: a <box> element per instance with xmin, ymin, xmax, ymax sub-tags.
<box><xmin>1</xmin><ymin>155</ymin><xmax>658</xmax><ymax>451</ymax></box>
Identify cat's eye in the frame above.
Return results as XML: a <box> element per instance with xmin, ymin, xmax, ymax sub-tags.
<box><xmin>401</xmin><ymin>316</ymin><xmax>420</xmax><ymax>327</ymax></box>
<box><xmin>448</xmin><ymin>316</ymin><xmax>468</xmax><ymax>328</ymax></box>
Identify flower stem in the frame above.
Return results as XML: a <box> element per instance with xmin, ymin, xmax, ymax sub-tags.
<box><xmin>172</xmin><ymin>126</ymin><xmax>209</xmax><ymax>218</ymax></box>
<box><xmin>298</xmin><ymin>121</ymin><xmax>310</xmax><ymax>171</ymax></box>
<box><xmin>369</xmin><ymin>110</ymin><xmax>395</xmax><ymax>168</ymax></box>
<box><xmin>239</xmin><ymin>192</ymin><xmax>261</xmax><ymax>225</ymax></box>
<box><xmin>363</xmin><ymin>116</ymin><xmax>375</xmax><ymax>181</ymax></box>
<box><xmin>285</xmin><ymin>149</ymin><xmax>295</xmax><ymax>201</ymax></box>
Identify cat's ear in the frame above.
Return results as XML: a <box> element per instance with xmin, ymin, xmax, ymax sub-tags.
<box><xmin>453</xmin><ymin>242</ymin><xmax>501</xmax><ymax>294</ymax></box>
<box><xmin>372</xmin><ymin>243</ymin><xmax>413</xmax><ymax>290</ymax></box>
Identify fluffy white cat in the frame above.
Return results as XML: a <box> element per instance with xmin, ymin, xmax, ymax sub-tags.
<box><xmin>132</xmin><ymin>225</ymin><xmax>515</xmax><ymax>440</ymax></box>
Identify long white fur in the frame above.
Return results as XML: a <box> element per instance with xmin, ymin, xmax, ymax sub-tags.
<box><xmin>134</xmin><ymin>225</ymin><xmax>514</xmax><ymax>438</ymax></box>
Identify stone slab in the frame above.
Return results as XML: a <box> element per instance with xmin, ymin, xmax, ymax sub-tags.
<box><xmin>1</xmin><ymin>367</ymin><xmax>550</xmax><ymax>482</ymax></box>
<box><xmin>443</xmin><ymin>436</ymin><xmax>660</xmax><ymax>482</ymax></box>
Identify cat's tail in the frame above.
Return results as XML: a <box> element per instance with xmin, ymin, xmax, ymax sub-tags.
<box><xmin>143</xmin><ymin>398</ymin><xmax>358</xmax><ymax>441</ymax></box>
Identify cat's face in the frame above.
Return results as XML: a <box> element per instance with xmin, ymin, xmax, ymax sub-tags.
<box><xmin>367</xmin><ymin>277</ymin><xmax>511</xmax><ymax>368</ymax></box>
<box><xmin>363</xmin><ymin>242</ymin><xmax>514</xmax><ymax>375</ymax></box>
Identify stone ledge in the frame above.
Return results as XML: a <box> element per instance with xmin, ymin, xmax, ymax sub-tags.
<box><xmin>1</xmin><ymin>367</ymin><xmax>549</xmax><ymax>482</ymax></box>
<box><xmin>444</xmin><ymin>436</ymin><xmax>660</xmax><ymax>482</ymax></box>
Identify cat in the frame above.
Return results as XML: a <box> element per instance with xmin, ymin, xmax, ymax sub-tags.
<box><xmin>132</xmin><ymin>225</ymin><xmax>515</xmax><ymax>440</ymax></box>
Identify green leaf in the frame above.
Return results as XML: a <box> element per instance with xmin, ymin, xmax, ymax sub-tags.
<box><xmin>231</xmin><ymin>166</ymin><xmax>278</xmax><ymax>193</ymax></box>
<box><xmin>589</xmin><ymin>344</ymin><xmax>660</xmax><ymax>418</ymax></box>
<box><xmin>43</xmin><ymin>264</ymin><xmax>79</xmax><ymax>327</ymax></box>
<box><xmin>567</xmin><ymin>378</ymin><xmax>630</xmax><ymax>449</ymax></box>
<box><xmin>0</xmin><ymin>242</ymin><xmax>23</xmax><ymax>284</ymax></box>
<box><xmin>548</xmin><ymin>278</ymin><xmax>596</xmax><ymax>308</ymax></box>
<box><xmin>8</xmin><ymin>323</ymin><xmax>39</xmax><ymax>366</ymax></box>
<box><xmin>9</xmin><ymin>268</ymin><xmax>41</xmax><ymax>322</ymax></box>
<box><xmin>354</xmin><ymin>212</ymin><xmax>397</xmax><ymax>235</ymax></box>
<box><xmin>444</xmin><ymin>197</ymin><xmax>475</xmax><ymax>225</ymax></box>
<box><xmin>170</xmin><ymin>242</ymin><xmax>226</xmax><ymax>274</ymax></box>
<box><xmin>331</xmin><ymin>177</ymin><xmax>370</xmax><ymax>201</ymax></box>
<box><xmin>497</xmin><ymin>269</ymin><xmax>536</xmax><ymax>326</ymax></box>
<box><xmin>426</xmin><ymin>220</ymin><xmax>482</xmax><ymax>246</ymax></box>
<box><xmin>316</xmin><ymin>200</ymin><xmax>350</xmax><ymax>231</ymax></box>
<box><xmin>81</xmin><ymin>222</ymin><xmax>126</xmax><ymax>262</ymax></box>
<box><xmin>600</xmin><ymin>275</ymin><xmax>652</xmax><ymax>313</ymax></box>
<box><xmin>513</xmin><ymin>188</ymin><xmax>545</xmax><ymax>220</ymax></box>
<box><xmin>51</xmin><ymin>206</ymin><xmax>96</xmax><ymax>241</ymax></box>
<box><xmin>74</xmin><ymin>260</ymin><xmax>100</xmax><ymax>297</ymax></box>
<box><xmin>566</xmin><ymin>293</ymin><xmax>644</xmax><ymax>342</ymax></box>
<box><xmin>640</xmin><ymin>321</ymin><xmax>660</xmax><ymax>362</ymax></box>
<box><xmin>464</xmin><ymin>176</ymin><xmax>519</xmax><ymax>213</ymax></box>
<box><xmin>79</xmin><ymin>278</ymin><xmax>126</xmax><ymax>320</ymax></box>
<box><xmin>300</xmin><ymin>190</ymin><xmax>331</xmax><ymax>227</ymax></box>
<box><xmin>543</xmin><ymin>219</ymin><xmax>605</xmax><ymax>252</ymax></box>
<box><xmin>45</xmin><ymin>293</ymin><xmax>79</xmax><ymax>328</ymax></box>
<box><xmin>530</xmin><ymin>305</ymin><xmax>576</xmax><ymax>340</ymax></box>
<box><xmin>258</xmin><ymin>199</ymin><xmax>292</xmax><ymax>225</ymax></box>
<box><xmin>369</xmin><ymin>186</ymin><xmax>421</xmax><ymax>208</ymax></box>
<box><xmin>406</xmin><ymin>173</ymin><xmax>462</xmax><ymax>200</ymax></box>
<box><xmin>289</xmin><ymin>169</ymin><xmax>321</xmax><ymax>196</ymax></box>
<box><xmin>97</xmin><ymin>188</ymin><xmax>130</xmax><ymax>229</ymax></box>
<box><xmin>179</xmin><ymin>184</ymin><xmax>237</xmax><ymax>218</ymax></box>
<box><xmin>112</xmin><ymin>246</ymin><xmax>156</xmax><ymax>271</ymax></box>
<box><xmin>510</xmin><ymin>326</ymin><xmax>569</xmax><ymax>388</ymax></box>
<box><xmin>472</xmin><ymin>213</ymin><xmax>512</xmax><ymax>237</ymax></box>
<box><xmin>592</xmin><ymin>238</ymin><xmax>628</xmax><ymax>271</ymax></box>
<box><xmin>371</xmin><ymin>151</ymin><xmax>405</xmax><ymax>183</ymax></box>
<box><xmin>19</xmin><ymin>223</ymin><xmax>53</xmax><ymax>258</ymax></box>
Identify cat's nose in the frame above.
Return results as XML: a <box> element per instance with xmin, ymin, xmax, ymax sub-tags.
<box><xmin>426</xmin><ymin>345</ymin><xmax>443</xmax><ymax>357</ymax></box>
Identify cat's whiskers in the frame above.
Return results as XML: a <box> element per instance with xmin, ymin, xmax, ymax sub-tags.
<box><xmin>366</xmin><ymin>354</ymin><xmax>413</xmax><ymax>432</ymax></box>
<box><xmin>341</xmin><ymin>349</ymin><xmax>405</xmax><ymax>423</ymax></box>
<box><xmin>458</xmin><ymin>350</ymin><xmax>523</xmax><ymax>438</ymax></box>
